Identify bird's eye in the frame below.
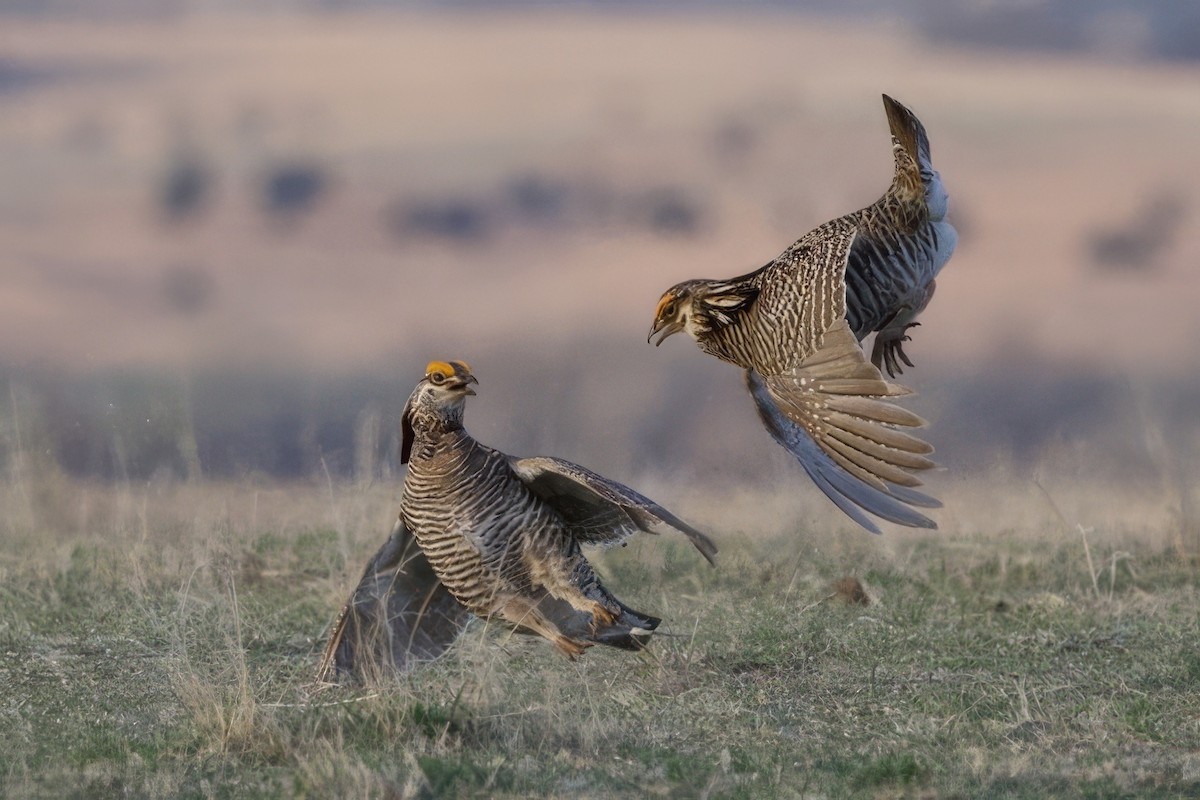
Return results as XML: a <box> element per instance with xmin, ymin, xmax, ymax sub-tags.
<box><xmin>663</xmin><ymin>302</ymin><xmax>677</xmax><ymax>317</ymax></box>
<box><xmin>429</xmin><ymin>371</ymin><xmax>446</xmax><ymax>385</ymax></box>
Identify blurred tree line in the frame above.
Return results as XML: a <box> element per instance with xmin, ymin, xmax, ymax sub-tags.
<box><xmin>0</xmin><ymin>369</ymin><xmax>399</xmax><ymax>484</ymax></box>
<box><xmin>3</xmin><ymin>354</ymin><xmax>1199</xmax><ymax>490</ymax></box>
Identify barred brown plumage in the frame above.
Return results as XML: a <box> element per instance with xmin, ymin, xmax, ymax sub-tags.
<box><xmin>648</xmin><ymin>95</ymin><xmax>956</xmax><ymax>534</ymax></box>
<box><xmin>318</xmin><ymin>360</ymin><xmax>717</xmax><ymax>681</ymax></box>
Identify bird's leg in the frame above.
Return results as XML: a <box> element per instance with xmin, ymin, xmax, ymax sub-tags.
<box><xmin>525</xmin><ymin>548</ymin><xmax>619</xmax><ymax>627</ymax></box>
<box><xmin>520</xmin><ymin>546</ymin><xmax>623</xmax><ymax>637</ymax></box>
<box><xmin>498</xmin><ymin>595</ymin><xmax>591</xmax><ymax>659</ymax></box>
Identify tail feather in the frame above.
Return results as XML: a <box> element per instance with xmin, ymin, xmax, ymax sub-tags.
<box><xmin>316</xmin><ymin>518</ymin><xmax>471</xmax><ymax>683</ymax></box>
<box><xmin>590</xmin><ymin>600</ymin><xmax>661</xmax><ymax>651</ymax></box>
<box><xmin>882</xmin><ymin>93</ymin><xmax>950</xmax><ymax>221</ymax></box>
<box><xmin>882</xmin><ymin>93</ymin><xmax>931</xmax><ymax>175</ymax></box>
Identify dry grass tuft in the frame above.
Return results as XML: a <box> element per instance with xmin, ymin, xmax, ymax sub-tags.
<box><xmin>168</xmin><ymin>575</ymin><xmax>284</xmax><ymax>760</ymax></box>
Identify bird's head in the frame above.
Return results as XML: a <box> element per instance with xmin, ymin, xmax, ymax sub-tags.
<box><xmin>401</xmin><ymin>360</ymin><xmax>478</xmax><ymax>463</ymax></box>
<box><xmin>648</xmin><ymin>280</ymin><xmax>759</xmax><ymax>346</ymax></box>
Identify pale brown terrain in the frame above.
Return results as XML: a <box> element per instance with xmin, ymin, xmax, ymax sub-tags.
<box><xmin>1</xmin><ymin>10</ymin><xmax>1198</xmax><ymax>535</ymax></box>
<box><xmin>1</xmin><ymin>11</ymin><xmax>1197</xmax><ymax>374</ymax></box>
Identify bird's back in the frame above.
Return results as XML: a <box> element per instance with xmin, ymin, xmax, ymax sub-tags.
<box><xmin>699</xmin><ymin>217</ymin><xmax>857</xmax><ymax>376</ymax></box>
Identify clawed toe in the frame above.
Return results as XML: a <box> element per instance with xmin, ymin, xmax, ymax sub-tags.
<box><xmin>873</xmin><ymin>323</ymin><xmax>921</xmax><ymax>378</ymax></box>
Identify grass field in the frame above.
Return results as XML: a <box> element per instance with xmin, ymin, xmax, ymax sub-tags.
<box><xmin>2</xmin><ymin>8</ymin><xmax>1199</xmax><ymax>798</ymax></box>
<box><xmin>2</xmin><ymin>474</ymin><xmax>1198</xmax><ymax>799</ymax></box>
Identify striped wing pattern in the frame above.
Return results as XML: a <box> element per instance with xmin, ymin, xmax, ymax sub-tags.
<box><xmin>509</xmin><ymin>455</ymin><xmax>718</xmax><ymax>565</ymax></box>
<box><xmin>745</xmin><ymin>318</ymin><xmax>939</xmax><ymax>534</ymax></box>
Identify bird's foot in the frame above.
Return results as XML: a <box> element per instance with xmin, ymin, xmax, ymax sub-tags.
<box><xmin>872</xmin><ymin>322</ymin><xmax>920</xmax><ymax>378</ymax></box>
<box><xmin>589</xmin><ymin>603</ymin><xmax>619</xmax><ymax>632</ymax></box>
<box><xmin>554</xmin><ymin>637</ymin><xmax>588</xmax><ymax>660</ymax></box>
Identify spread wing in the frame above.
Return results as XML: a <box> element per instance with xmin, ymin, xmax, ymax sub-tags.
<box><xmin>746</xmin><ymin>318</ymin><xmax>940</xmax><ymax>534</ymax></box>
<box><xmin>316</xmin><ymin>517</ymin><xmax>472</xmax><ymax>682</ymax></box>
<box><xmin>508</xmin><ymin>455</ymin><xmax>718</xmax><ymax>565</ymax></box>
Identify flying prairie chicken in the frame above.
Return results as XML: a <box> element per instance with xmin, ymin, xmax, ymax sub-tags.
<box><xmin>318</xmin><ymin>360</ymin><xmax>717</xmax><ymax>680</ymax></box>
<box><xmin>648</xmin><ymin>95</ymin><xmax>956</xmax><ymax>533</ymax></box>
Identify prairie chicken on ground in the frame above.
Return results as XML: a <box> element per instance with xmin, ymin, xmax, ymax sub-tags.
<box><xmin>318</xmin><ymin>360</ymin><xmax>717</xmax><ymax>681</ymax></box>
<box><xmin>648</xmin><ymin>95</ymin><xmax>956</xmax><ymax>533</ymax></box>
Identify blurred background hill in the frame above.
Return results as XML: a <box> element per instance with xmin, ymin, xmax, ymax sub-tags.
<box><xmin>0</xmin><ymin>1</ymin><xmax>1197</xmax><ymax>533</ymax></box>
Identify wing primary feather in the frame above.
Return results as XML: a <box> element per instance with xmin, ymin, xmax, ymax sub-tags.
<box><xmin>883</xmin><ymin>483</ymin><xmax>943</xmax><ymax>509</ymax></box>
<box><xmin>822</xmin><ymin>394</ymin><xmax>928</xmax><ymax>428</ymax></box>
<box><xmin>746</xmin><ymin>365</ymin><xmax>938</xmax><ymax>532</ymax></box>
<box><xmin>765</xmin><ymin>399</ymin><xmax>935</xmax><ymax>530</ymax></box>
<box><xmin>509</xmin><ymin>456</ymin><xmax>717</xmax><ymax>565</ymax></box>
<box><xmin>816</xmin><ymin>378</ymin><xmax>913</xmax><ymax>398</ymax></box>
<box><xmin>824</xmin><ymin>425</ymin><xmax>937</xmax><ymax>472</ymax></box>
<box><xmin>824</xmin><ymin>409</ymin><xmax>934</xmax><ymax>454</ymax></box>
<box><xmin>800</xmin><ymin>456</ymin><xmax>884</xmax><ymax>535</ymax></box>
<box><xmin>822</xmin><ymin>434</ymin><xmax>926</xmax><ymax>488</ymax></box>
<box><xmin>815</xmin><ymin>448</ymin><xmax>937</xmax><ymax>528</ymax></box>
<box><xmin>317</xmin><ymin>517</ymin><xmax>470</xmax><ymax>682</ymax></box>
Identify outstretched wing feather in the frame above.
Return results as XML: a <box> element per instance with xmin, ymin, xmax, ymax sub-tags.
<box><xmin>823</xmin><ymin>408</ymin><xmax>934</xmax><ymax>454</ymax></box>
<box><xmin>746</xmin><ymin>318</ymin><xmax>940</xmax><ymax>532</ymax></box>
<box><xmin>509</xmin><ymin>456</ymin><xmax>717</xmax><ymax>565</ymax></box>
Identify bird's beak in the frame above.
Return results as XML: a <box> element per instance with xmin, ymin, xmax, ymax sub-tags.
<box><xmin>453</xmin><ymin>374</ymin><xmax>478</xmax><ymax>395</ymax></box>
<box><xmin>648</xmin><ymin>319</ymin><xmax>684</xmax><ymax>347</ymax></box>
